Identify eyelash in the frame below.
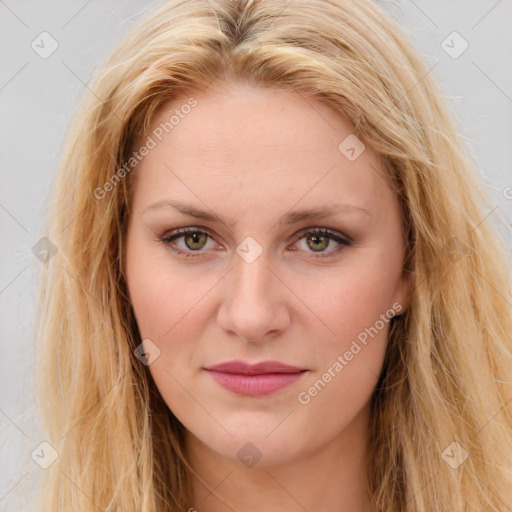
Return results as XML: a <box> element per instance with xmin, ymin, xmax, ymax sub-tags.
<box><xmin>157</xmin><ymin>226</ymin><xmax>352</xmax><ymax>260</ymax></box>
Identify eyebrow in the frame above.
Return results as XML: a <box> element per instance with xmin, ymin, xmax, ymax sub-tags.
<box><xmin>142</xmin><ymin>199</ymin><xmax>370</xmax><ymax>229</ymax></box>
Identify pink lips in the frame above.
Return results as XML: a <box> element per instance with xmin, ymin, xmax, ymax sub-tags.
<box><xmin>204</xmin><ymin>360</ymin><xmax>307</xmax><ymax>396</ymax></box>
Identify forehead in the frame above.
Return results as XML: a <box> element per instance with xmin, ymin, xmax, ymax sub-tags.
<box><xmin>146</xmin><ymin>84</ymin><xmax>357</xmax><ymax>163</ymax></box>
<box><xmin>130</xmin><ymin>84</ymin><xmax>392</xmax><ymax>220</ymax></box>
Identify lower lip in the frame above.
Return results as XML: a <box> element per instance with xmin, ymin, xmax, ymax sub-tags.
<box><xmin>205</xmin><ymin>370</ymin><xmax>306</xmax><ymax>396</ymax></box>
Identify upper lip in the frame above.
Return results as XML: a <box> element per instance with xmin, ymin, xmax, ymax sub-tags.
<box><xmin>205</xmin><ymin>360</ymin><xmax>306</xmax><ymax>375</ymax></box>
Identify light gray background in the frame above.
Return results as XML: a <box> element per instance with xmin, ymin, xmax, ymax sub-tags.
<box><xmin>1</xmin><ymin>0</ymin><xmax>511</xmax><ymax>509</ymax></box>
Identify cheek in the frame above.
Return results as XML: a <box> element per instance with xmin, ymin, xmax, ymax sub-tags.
<box><xmin>125</xmin><ymin>257</ymin><xmax>209</xmax><ymax>409</ymax></box>
<box><xmin>290</xmin><ymin>255</ymin><xmax>397</xmax><ymax>416</ymax></box>
<box><xmin>125</xmin><ymin>240</ymin><xmax>211</xmax><ymax>342</ymax></box>
<box><xmin>294</xmin><ymin>266</ymin><xmax>393</xmax><ymax>432</ymax></box>
<box><xmin>301</xmin><ymin>256</ymin><xmax>397</xmax><ymax>352</ymax></box>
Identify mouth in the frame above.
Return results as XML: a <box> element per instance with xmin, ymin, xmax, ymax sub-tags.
<box><xmin>203</xmin><ymin>360</ymin><xmax>308</xmax><ymax>396</ymax></box>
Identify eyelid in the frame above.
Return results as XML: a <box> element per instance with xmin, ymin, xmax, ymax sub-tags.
<box><xmin>159</xmin><ymin>226</ymin><xmax>221</xmax><ymax>251</ymax></box>
<box><xmin>158</xmin><ymin>225</ymin><xmax>352</xmax><ymax>258</ymax></box>
<box><xmin>288</xmin><ymin>226</ymin><xmax>353</xmax><ymax>245</ymax></box>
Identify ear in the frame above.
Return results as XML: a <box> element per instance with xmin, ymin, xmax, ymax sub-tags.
<box><xmin>391</xmin><ymin>268</ymin><xmax>414</xmax><ymax>316</ymax></box>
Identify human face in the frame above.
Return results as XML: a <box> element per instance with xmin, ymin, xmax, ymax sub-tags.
<box><xmin>124</xmin><ymin>83</ymin><xmax>412</xmax><ymax>467</ymax></box>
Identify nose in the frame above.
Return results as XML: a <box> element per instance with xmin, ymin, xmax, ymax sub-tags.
<box><xmin>216</xmin><ymin>252</ymin><xmax>291</xmax><ymax>344</ymax></box>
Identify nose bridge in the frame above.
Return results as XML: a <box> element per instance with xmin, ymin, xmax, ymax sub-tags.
<box><xmin>230</xmin><ymin>231</ymin><xmax>273</xmax><ymax>298</ymax></box>
<box><xmin>232</xmin><ymin>249</ymin><xmax>272</xmax><ymax>302</ymax></box>
<box><xmin>217</xmin><ymin>246</ymin><xmax>289</xmax><ymax>342</ymax></box>
<box><xmin>230</xmin><ymin>245</ymin><xmax>276</xmax><ymax>314</ymax></box>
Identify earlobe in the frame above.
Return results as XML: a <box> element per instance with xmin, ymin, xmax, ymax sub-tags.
<box><xmin>393</xmin><ymin>270</ymin><xmax>414</xmax><ymax>316</ymax></box>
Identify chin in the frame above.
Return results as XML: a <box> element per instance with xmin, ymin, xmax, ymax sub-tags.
<box><xmin>196</xmin><ymin>421</ymin><xmax>308</xmax><ymax>468</ymax></box>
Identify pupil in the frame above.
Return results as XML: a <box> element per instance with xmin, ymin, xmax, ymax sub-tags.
<box><xmin>308</xmin><ymin>234</ymin><xmax>328</xmax><ymax>252</ymax></box>
<box><xmin>186</xmin><ymin>232</ymin><xmax>206</xmax><ymax>250</ymax></box>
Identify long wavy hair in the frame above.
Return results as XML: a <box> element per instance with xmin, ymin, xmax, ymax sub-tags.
<box><xmin>11</xmin><ymin>0</ymin><xmax>512</xmax><ymax>510</ymax></box>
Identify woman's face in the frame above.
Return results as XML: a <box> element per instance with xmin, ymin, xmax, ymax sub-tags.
<box><xmin>124</xmin><ymin>83</ymin><xmax>412</xmax><ymax>467</ymax></box>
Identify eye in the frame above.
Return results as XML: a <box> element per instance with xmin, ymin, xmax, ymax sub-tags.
<box><xmin>158</xmin><ymin>227</ymin><xmax>218</xmax><ymax>258</ymax></box>
<box><xmin>158</xmin><ymin>226</ymin><xmax>352</xmax><ymax>259</ymax></box>
<box><xmin>288</xmin><ymin>227</ymin><xmax>352</xmax><ymax>259</ymax></box>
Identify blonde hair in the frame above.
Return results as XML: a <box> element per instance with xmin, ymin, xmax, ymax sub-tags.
<box><xmin>11</xmin><ymin>0</ymin><xmax>512</xmax><ymax>510</ymax></box>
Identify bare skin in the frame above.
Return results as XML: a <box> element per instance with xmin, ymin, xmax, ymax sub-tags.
<box><xmin>124</xmin><ymin>81</ymin><xmax>413</xmax><ymax>512</ymax></box>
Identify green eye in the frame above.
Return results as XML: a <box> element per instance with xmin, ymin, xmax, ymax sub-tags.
<box><xmin>290</xmin><ymin>228</ymin><xmax>351</xmax><ymax>258</ymax></box>
<box><xmin>183</xmin><ymin>232</ymin><xmax>208</xmax><ymax>251</ymax></box>
<box><xmin>159</xmin><ymin>226</ymin><xmax>351</xmax><ymax>259</ymax></box>
<box><xmin>159</xmin><ymin>227</ymin><xmax>216</xmax><ymax>258</ymax></box>
<box><xmin>305</xmin><ymin>233</ymin><xmax>330</xmax><ymax>252</ymax></box>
